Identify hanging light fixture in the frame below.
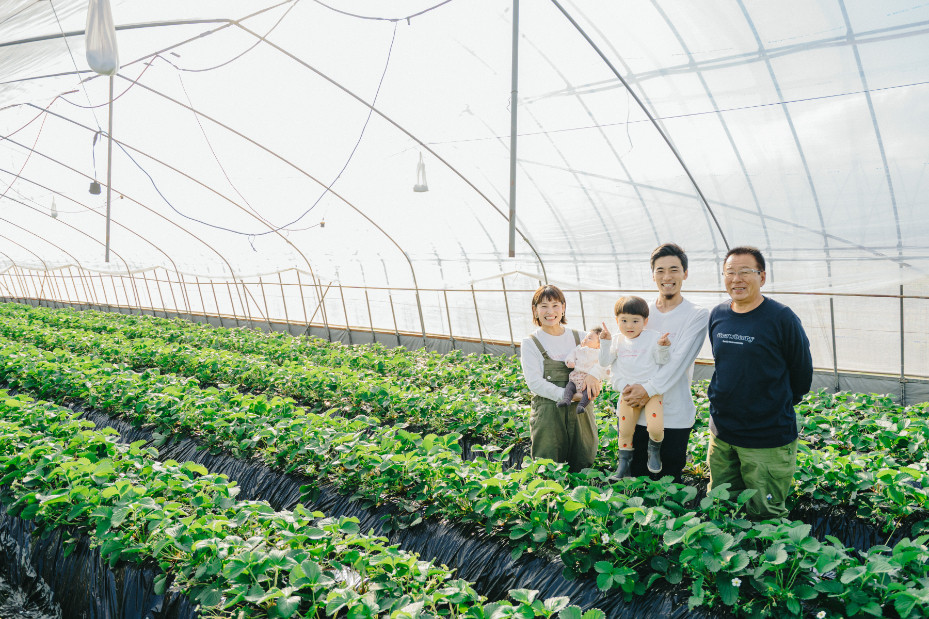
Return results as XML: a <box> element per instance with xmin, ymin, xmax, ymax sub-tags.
<box><xmin>413</xmin><ymin>153</ymin><xmax>428</xmax><ymax>192</ymax></box>
<box><xmin>89</xmin><ymin>181</ymin><xmax>101</xmax><ymax>194</ymax></box>
<box><xmin>51</xmin><ymin>196</ymin><xmax>58</xmax><ymax>219</ymax></box>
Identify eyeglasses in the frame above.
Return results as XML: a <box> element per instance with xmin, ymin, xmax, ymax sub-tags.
<box><xmin>722</xmin><ymin>268</ymin><xmax>763</xmax><ymax>279</ymax></box>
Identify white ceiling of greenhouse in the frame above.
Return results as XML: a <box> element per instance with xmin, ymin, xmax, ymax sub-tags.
<box><xmin>1</xmin><ymin>0</ymin><xmax>928</xmax><ymax>292</ymax></box>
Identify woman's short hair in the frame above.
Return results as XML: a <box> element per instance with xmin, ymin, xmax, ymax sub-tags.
<box><xmin>531</xmin><ymin>285</ymin><xmax>567</xmax><ymax>326</ymax></box>
<box><xmin>613</xmin><ymin>295</ymin><xmax>649</xmax><ymax>318</ymax></box>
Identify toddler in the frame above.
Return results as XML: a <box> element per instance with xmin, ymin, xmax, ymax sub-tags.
<box><xmin>557</xmin><ymin>327</ymin><xmax>606</xmax><ymax>415</ymax></box>
<box><xmin>599</xmin><ymin>296</ymin><xmax>671</xmax><ymax>480</ymax></box>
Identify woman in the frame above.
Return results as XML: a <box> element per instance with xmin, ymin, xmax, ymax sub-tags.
<box><xmin>520</xmin><ymin>285</ymin><xmax>600</xmax><ymax>472</ymax></box>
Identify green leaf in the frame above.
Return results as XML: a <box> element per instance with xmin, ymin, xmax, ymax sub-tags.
<box><xmin>197</xmin><ymin>586</ymin><xmax>223</xmax><ymax>608</ymax></box>
<box><xmin>544</xmin><ymin>597</ymin><xmax>570</xmax><ymax>612</ymax></box>
<box><xmin>736</xmin><ymin>488</ymin><xmax>756</xmax><ymax>506</ymax></box>
<box><xmin>153</xmin><ymin>573</ymin><xmax>167</xmax><ymax>595</ymax></box>
<box><xmin>557</xmin><ymin>607</ymin><xmax>582</xmax><ymax>619</ymax></box>
<box><xmin>276</xmin><ymin>595</ymin><xmax>301</xmax><ymax>618</ymax></box>
<box><xmin>717</xmin><ymin>578</ymin><xmax>738</xmax><ymax>606</ymax></box>
<box><xmin>508</xmin><ymin>589</ymin><xmax>538</xmax><ymax>605</ymax></box>
<box><xmin>183</xmin><ymin>462</ymin><xmax>209</xmax><ymax>476</ymax></box>
<box><xmin>840</xmin><ymin>565</ymin><xmax>867</xmax><ymax>584</ymax></box>
<box><xmin>894</xmin><ymin>593</ymin><xmax>919</xmax><ymax>617</ymax></box>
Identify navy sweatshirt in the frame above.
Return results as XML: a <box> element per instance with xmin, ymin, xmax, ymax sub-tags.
<box><xmin>707</xmin><ymin>297</ymin><xmax>813</xmax><ymax>448</ymax></box>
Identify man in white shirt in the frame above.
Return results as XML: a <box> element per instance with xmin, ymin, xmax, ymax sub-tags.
<box><xmin>620</xmin><ymin>243</ymin><xmax>708</xmax><ymax>483</ymax></box>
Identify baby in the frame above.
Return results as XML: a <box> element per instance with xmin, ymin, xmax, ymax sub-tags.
<box><xmin>557</xmin><ymin>327</ymin><xmax>606</xmax><ymax>415</ymax></box>
<box><xmin>599</xmin><ymin>296</ymin><xmax>671</xmax><ymax>480</ymax></box>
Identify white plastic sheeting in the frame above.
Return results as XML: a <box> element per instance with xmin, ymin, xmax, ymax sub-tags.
<box><xmin>1</xmin><ymin>0</ymin><xmax>928</xmax><ymax>378</ymax></box>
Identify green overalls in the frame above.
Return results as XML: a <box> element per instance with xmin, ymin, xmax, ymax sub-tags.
<box><xmin>529</xmin><ymin>330</ymin><xmax>599</xmax><ymax>472</ymax></box>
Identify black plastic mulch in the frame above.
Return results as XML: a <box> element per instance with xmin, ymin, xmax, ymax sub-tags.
<box><xmin>0</xmin><ymin>506</ymin><xmax>196</xmax><ymax>619</ymax></box>
<box><xmin>77</xmin><ymin>407</ymin><xmax>721</xmax><ymax>618</ymax></box>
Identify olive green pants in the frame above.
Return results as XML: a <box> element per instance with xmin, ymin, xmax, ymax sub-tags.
<box><xmin>707</xmin><ymin>434</ymin><xmax>797</xmax><ymax>519</ymax></box>
<box><xmin>527</xmin><ymin>331</ymin><xmax>598</xmax><ymax>472</ymax></box>
<box><xmin>530</xmin><ymin>395</ymin><xmax>598</xmax><ymax>472</ymax></box>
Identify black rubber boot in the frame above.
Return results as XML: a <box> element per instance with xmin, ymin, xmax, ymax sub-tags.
<box><xmin>647</xmin><ymin>438</ymin><xmax>663</xmax><ymax>474</ymax></box>
<box><xmin>609</xmin><ymin>449</ymin><xmax>635</xmax><ymax>481</ymax></box>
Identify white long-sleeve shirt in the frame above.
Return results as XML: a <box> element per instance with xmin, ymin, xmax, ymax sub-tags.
<box><xmin>565</xmin><ymin>345</ymin><xmax>607</xmax><ymax>380</ymax></box>
<box><xmin>636</xmin><ymin>298</ymin><xmax>709</xmax><ymax>428</ymax></box>
<box><xmin>599</xmin><ymin>329</ymin><xmax>670</xmax><ymax>394</ymax></box>
<box><xmin>520</xmin><ymin>328</ymin><xmax>579</xmax><ymax>402</ymax></box>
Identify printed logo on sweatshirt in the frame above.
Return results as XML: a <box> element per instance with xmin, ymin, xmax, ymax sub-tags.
<box><xmin>716</xmin><ymin>332</ymin><xmax>754</xmax><ymax>345</ymax></box>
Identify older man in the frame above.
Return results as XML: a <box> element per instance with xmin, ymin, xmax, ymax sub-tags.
<box><xmin>620</xmin><ymin>243</ymin><xmax>708</xmax><ymax>483</ymax></box>
<box><xmin>707</xmin><ymin>246</ymin><xmax>813</xmax><ymax>519</ymax></box>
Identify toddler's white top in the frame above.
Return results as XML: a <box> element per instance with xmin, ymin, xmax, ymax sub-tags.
<box><xmin>599</xmin><ymin>329</ymin><xmax>670</xmax><ymax>392</ymax></box>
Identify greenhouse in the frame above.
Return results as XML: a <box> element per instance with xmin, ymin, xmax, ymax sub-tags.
<box><xmin>1</xmin><ymin>0</ymin><xmax>928</xmax><ymax>617</ymax></box>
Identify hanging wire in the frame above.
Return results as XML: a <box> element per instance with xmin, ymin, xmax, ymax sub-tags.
<box><xmin>177</xmin><ymin>74</ymin><xmax>265</xmax><ymax>225</ymax></box>
<box><xmin>159</xmin><ymin>0</ymin><xmax>300</xmax><ymax>73</ymax></box>
<box><xmin>284</xmin><ymin>19</ymin><xmax>398</xmax><ymax>232</ymax></box>
<box><xmin>58</xmin><ymin>59</ymin><xmax>157</xmax><ymax>109</ymax></box>
<box><xmin>0</xmin><ymin>108</ymin><xmax>50</xmax><ymax>203</ymax></box>
<box><xmin>48</xmin><ymin>0</ymin><xmax>103</xmax><ymax>131</ymax></box>
<box><xmin>310</xmin><ymin>0</ymin><xmax>454</xmax><ymax>23</ymax></box>
<box><xmin>96</xmin><ymin>18</ymin><xmax>400</xmax><ymax>238</ymax></box>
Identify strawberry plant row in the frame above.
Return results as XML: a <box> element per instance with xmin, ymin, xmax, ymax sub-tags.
<box><xmin>0</xmin><ymin>310</ymin><xmax>530</xmax><ymax>445</ymax></box>
<box><xmin>0</xmin><ymin>338</ymin><xmax>926</xmax><ymax>616</ymax></box>
<box><xmin>12</xmin><ymin>302</ymin><xmax>929</xmax><ymax>467</ymax></box>
<box><xmin>1</xmin><ymin>317</ymin><xmax>925</xmax><ymax>539</ymax></box>
<box><xmin>12</xmin><ymin>302</ymin><xmax>929</xmax><ymax>472</ymax></box>
<box><xmin>0</xmin><ymin>391</ymin><xmax>602</xmax><ymax>619</ymax></box>
<box><xmin>0</xmin><ymin>302</ymin><xmax>526</xmax><ymax>400</ymax></box>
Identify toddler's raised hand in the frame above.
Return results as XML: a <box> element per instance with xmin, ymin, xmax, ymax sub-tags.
<box><xmin>658</xmin><ymin>332</ymin><xmax>671</xmax><ymax>346</ymax></box>
<box><xmin>600</xmin><ymin>321</ymin><xmax>612</xmax><ymax>340</ymax></box>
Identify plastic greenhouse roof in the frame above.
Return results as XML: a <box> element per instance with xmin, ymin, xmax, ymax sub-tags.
<box><xmin>1</xmin><ymin>0</ymin><xmax>928</xmax><ymax>295</ymax></box>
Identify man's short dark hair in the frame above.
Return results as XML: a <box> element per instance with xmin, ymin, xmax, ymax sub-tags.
<box><xmin>650</xmin><ymin>243</ymin><xmax>688</xmax><ymax>271</ymax></box>
<box><xmin>613</xmin><ymin>296</ymin><xmax>649</xmax><ymax>319</ymax></box>
<box><xmin>725</xmin><ymin>246</ymin><xmax>766</xmax><ymax>272</ymax></box>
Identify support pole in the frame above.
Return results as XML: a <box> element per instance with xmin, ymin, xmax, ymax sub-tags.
<box><xmin>105</xmin><ymin>75</ymin><xmax>114</xmax><ymax>262</ymax></box>
<box><xmin>443</xmin><ymin>290</ymin><xmax>456</xmax><ymax>351</ymax></box>
<box><xmin>829</xmin><ymin>297</ymin><xmax>839</xmax><ymax>392</ymax></box>
<box><xmin>900</xmin><ymin>284</ymin><xmax>906</xmax><ymax>404</ymax></box>
<box><xmin>507</xmin><ymin>0</ymin><xmax>519</xmax><ymax>258</ymax></box>
<box><xmin>501</xmin><ymin>279</ymin><xmax>517</xmax><ymax>355</ymax></box>
<box><xmin>471</xmin><ymin>285</ymin><xmax>487</xmax><ymax>354</ymax></box>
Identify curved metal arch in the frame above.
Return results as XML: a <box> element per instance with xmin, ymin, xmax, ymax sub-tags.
<box><xmin>0</xmin><ymin>231</ymin><xmax>81</xmax><ymax>302</ymax></box>
<box><xmin>0</xmin><ymin>251</ymin><xmax>24</xmax><ymax>297</ymax></box>
<box><xmin>9</xmin><ymin>8</ymin><xmax>549</xmax><ymax>284</ymax></box>
<box><xmin>29</xmin><ymin>98</ymin><xmax>329</xmax><ymax>327</ymax></box>
<box><xmin>0</xmin><ymin>190</ymin><xmax>162</xmax><ymax>312</ymax></box>
<box><xmin>644</xmin><ymin>0</ymin><xmax>772</xmax><ymax>258</ymax></box>
<box><xmin>111</xmin><ymin>77</ymin><xmax>432</xmax><ymax>340</ymax></box>
<box><xmin>0</xmin><ymin>129</ymin><xmax>249</xmax><ymax>317</ymax></box>
<box><xmin>519</xmin><ymin>28</ymin><xmax>656</xmax><ymax>281</ymax></box>
<box><xmin>734</xmin><ymin>0</ymin><xmax>830</xmax><ymax>278</ymax></box>
<box><xmin>225</xmin><ymin>20</ymin><xmax>549</xmax><ymax>281</ymax></box>
<box><xmin>549</xmin><ymin>0</ymin><xmax>730</xmax><ymax>255</ymax></box>
<box><xmin>0</xmin><ymin>212</ymin><xmax>135</xmax><ymax>290</ymax></box>
<box><xmin>837</xmin><ymin>0</ymin><xmax>902</xmax><ymax>260</ymax></box>
<box><xmin>526</xmin><ymin>159</ymin><xmax>917</xmax><ymax>271</ymax></box>
<box><xmin>518</xmin><ymin>100</ymin><xmax>615</xmax><ymax>285</ymax></box>
<box><xmin>0</xmin><ymin>212</ymin><xmax>103</xmax><ymax>305</ymax></box>
<box><xmin>458</xmin><ymin>77</ymin><xmax>581</xmax><ymax>283</ymax></box>
<box><xmin>0</xmin><ymin>246</ymin><xmax>51</xmax><ymax>300</ymax></box>
<box><xmin>0</xmin><ymin>166</ymin><xmax>188</xmax><ymax>308</ymax></box>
